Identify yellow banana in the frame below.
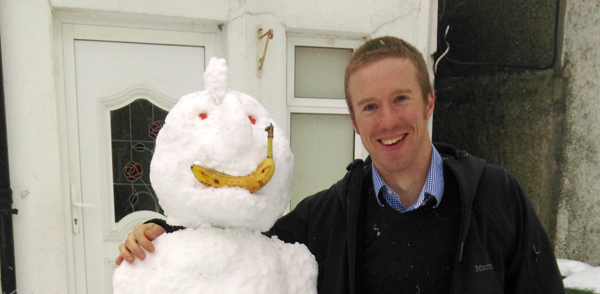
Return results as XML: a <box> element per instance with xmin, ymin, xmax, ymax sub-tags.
<box><xmin>191</xmin><ymin>124</ymin><xmax>275</xmax><ymax>193</ymax></box>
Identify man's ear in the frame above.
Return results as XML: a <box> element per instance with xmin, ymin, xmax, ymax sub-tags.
<box><xmin>426</xmin><ymin>92</ymin><xmax>435</xmax><ymax>119</ymax></box>
<box><xmin>352</xmin><ymin>120</ymin><xmax>360</xmax><ymax>135</ymax></box>
<box><xmin>350</xmin><ymin>111</ymin><xmax>360</xmax><ymax>135</ymax></box>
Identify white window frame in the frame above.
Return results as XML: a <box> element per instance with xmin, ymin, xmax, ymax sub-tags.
<box><xmin>286</xmin><ymin>37</ymin><xmax>362</xmax><ymax>108</ymax></box>
<box><xmin>286</xmin><ymin>36</ymin><xmax>369</xmax><ymax>161</ymax></box>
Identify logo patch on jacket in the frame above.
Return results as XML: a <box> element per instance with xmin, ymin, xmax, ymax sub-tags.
<box><xmin>475</xmin><ymin>264</ymin><xmax>494</xmax><ymax>272</ymax></box>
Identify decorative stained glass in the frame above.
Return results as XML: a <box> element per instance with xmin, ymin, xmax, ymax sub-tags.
<box><xmin>111</xmin><ymin>99</ymin><xmax>168</xmax><ymax>222</ymax></box>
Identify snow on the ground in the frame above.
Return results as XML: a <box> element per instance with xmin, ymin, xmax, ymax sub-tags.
<box><xmin>558</xmin><ymin>259</ymin><xmax>594</xmax><ymax>277</ymax></box>
<box><xmin>558</xmin><ymin>259</ymin><xmax>600</xmax><ymax>293</ymax></box>
<box><xmin>563</xmin><ymin>267</ymin><xmax>600</xmax><ymax>292</ymax></box>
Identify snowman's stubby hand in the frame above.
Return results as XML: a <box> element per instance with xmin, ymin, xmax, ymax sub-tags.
<box><xmin>115</xmin><ymin>223</ymin><xmax>166</xmax><ymax>265</ymax></box>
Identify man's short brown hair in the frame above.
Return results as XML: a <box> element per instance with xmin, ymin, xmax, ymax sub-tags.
<box><xmin>344</xmin><ymin>36</ymin><xmax>432</xmax><ymax>116</ymax></box>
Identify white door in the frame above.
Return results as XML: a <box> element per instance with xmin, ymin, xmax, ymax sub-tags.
<box><xmin>62</xmin><ymin>23</ymin><xmax>217</xmax><ymax>294</ymax></box>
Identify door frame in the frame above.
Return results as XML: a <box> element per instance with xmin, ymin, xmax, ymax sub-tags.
<box><xmin>53</xmin><ymin>10</ymin><xmax>224</xmax><ymax>294</ymax></box>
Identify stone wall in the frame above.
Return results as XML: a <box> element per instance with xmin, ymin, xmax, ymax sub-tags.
<box><xmin>433</xmin><ymin>0</ymin><xmax>565</xmax><ymax>244</ymax></box>
<box><xmin>555</xmin><ymin>0</ymin><xmax>600</xmax><ymax>266</ymax></box>
<box><xmin>433</xmin><ymin>70</ymin><xmax>566</xmax><ymax>244</ymax></box>
<box><xmin>434</xmin><ymin>0</ymin><xmax>600</xmax><ymax>266</ymax></box>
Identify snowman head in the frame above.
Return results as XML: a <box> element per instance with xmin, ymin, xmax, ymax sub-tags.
<box><xmin>150</xmin><ymin>57</ymin><xmax>293</xmax><ymax>231</ymax></box>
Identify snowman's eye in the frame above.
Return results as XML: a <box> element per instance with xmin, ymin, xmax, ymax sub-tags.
<box><xmin>199</xmin><ymin>113</ymin><xmax>207</xmax><ymax>120</ymax></box>
<box><xmin>248</xmin><ymin>115</ymin><xmax>256</xmax><ymax>125</ymax></box>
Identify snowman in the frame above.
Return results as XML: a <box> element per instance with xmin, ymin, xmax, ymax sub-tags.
<box><xmin>112</xmin><ymin>57</ymin><xmax>318</xmax><ymax>294</ymax></box>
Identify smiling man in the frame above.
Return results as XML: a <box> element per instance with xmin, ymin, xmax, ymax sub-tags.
<box><xmin>117</xmin><ymin>36</ymin><xmax>565</xmax><ymax>294</ymax></box>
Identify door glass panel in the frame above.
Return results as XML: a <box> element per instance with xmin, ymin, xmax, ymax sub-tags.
<box><xmin>294</xmin><ymin>46</ymin><xmax>352</xmax><ymax>99</ymax></box>
<box><xmin>111</xmin><ymin>99</ymin><xmax>167</xmax><ymax>222</ymax></box>
<box><xmin>290</xmin><ymin>113</ymin><xmax>355</xmax><ymax>208</ymax></box>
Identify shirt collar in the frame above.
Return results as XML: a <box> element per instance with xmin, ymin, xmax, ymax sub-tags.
<box><xmin>372</xmin><ymin>145</ymin><xmax>445</xmax><ymax>212</ymax></box>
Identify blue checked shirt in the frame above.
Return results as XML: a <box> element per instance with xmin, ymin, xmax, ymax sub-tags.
<box><xmin>372</xmin><ymin>145</ymin><xmax>444</xmax><ymax>212</ymax></box>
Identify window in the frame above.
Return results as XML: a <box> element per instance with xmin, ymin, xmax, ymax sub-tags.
<box><xmin>287</xmin><ymin>36</ymin><xmax>368</xmax><ymax>208</ymax></box>
<box><xmin>294</xmin><ymin>46</ymin><xmax>351</xmax><ymax>99</ymax></box>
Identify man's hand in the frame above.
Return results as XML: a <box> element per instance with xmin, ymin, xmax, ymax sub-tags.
<box><xmin>115</xmin><ymin>223</ymin><xmax>166</xmax><ymax>265</ymax></box>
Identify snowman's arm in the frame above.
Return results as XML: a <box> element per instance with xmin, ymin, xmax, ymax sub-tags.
<box><xmin>272</xmin><ymin>237</ymin><xmax>318</xmax><ymax>294</ymax></box>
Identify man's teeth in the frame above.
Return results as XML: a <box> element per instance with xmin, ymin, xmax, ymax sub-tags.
<box><xmin>381</xmin><ymin>135</ymin><xmax>405</xmax><ymax>146</ymax></box>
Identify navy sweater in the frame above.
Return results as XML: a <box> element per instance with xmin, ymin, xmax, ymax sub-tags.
<box><xmin>361</xmin><ymin>166</ymin><xmax>461</xmax><ymax>293</ymax></box>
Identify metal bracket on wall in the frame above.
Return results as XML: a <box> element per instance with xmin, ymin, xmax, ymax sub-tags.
<box><xmin>258</xmin><ymin>28</ymin><xmax>274</xmax><ymax>70</ymax></box>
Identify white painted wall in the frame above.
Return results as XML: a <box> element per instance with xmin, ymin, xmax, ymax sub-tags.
<box><xmin>0</xmin><ymin>0</ymin><xmax>437</xmax><ymax>292</ymax></box>
<box><xmin>555</xmin><ymin>0</ymin><xmax>600</xmax><ymax>266</ymax></box>
<box><xmin>0</xmin><ymin>1</ymin><xmax>68</xmax><ymax>293</ymax></box>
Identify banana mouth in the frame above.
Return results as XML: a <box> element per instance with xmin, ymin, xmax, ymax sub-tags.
<box><xmin>190</xmin><ymin>124</ymin><xmax>275</xmax><ymax>193</ymax></box>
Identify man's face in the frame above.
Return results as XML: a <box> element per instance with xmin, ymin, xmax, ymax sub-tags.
<box><xmin>348</xmin><ymin>57</ymin><xmax>434</xmax><ymax>176</ymax></box>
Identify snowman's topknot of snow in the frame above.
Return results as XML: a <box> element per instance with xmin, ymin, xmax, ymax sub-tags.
<box><xmin>203</xmin><ymin>57</ymin><xmax>229</xmax><ymax>104</ymax></box>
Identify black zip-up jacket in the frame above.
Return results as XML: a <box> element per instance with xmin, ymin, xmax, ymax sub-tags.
<box><xmin>265</xmin><ymin>143</ymin><xmax>564</xmax><ymax>294</ymax></box>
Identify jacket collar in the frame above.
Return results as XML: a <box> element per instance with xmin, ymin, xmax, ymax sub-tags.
<box><xmin>434</xmin><ymin>143</ymin><xmax>486</xmax><ymax>209</ymax></box>
<box><xmin>434</xmin><ymin>142</ymin><xmax>487</xmax><ymax>261</ymax></box>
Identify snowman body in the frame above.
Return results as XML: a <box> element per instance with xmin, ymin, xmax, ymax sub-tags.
<box><xmin>113</xmin><ymin>227</ymin><xmax>316</xmax><ymax>294</ymax></box>
<box><xmin>113</xmin><ymin>58</ymin><xmax>317</xmax><ymax>294</ymax></box>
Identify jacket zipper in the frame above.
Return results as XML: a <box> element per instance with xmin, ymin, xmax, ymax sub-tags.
<box><xmin>444</xmin><ymin>156</ymin><xmax>470</xmax><ymax>294</ymax></box>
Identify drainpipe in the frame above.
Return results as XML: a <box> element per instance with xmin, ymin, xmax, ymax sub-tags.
<box><xmin>0</xmin><ymin>38</ymin><xmax>18</xmax><ymax>293</ymax></box>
